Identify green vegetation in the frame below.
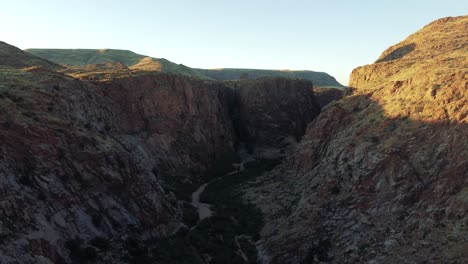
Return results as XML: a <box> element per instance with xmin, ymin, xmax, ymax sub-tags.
<box><xmin>89</xmin><ymin>237</ymin><xmax>111</xmax><ymax>252</ymax></box>
<box><xmin>205</xmin><ymin>151</ymin><xmax>241</xmax><ymax>180</ymax></box>
<box><xmin>65</xmin><ymin>238</ymin><xmax>99</xmax><ymax>263</ymax></box>
<box><xmin>151</xmin><ymin>230</ymin><xmax>202</xmax><ymax>264</ymax></box>
<box><xmin>26</xmin><ymin>49</ymin><xmax>146</xmax><ymax>66</ymax></box>
<box><xmin>181</xmin><ymin>202</ymin><xmax>199</xmax><ymax>227</ymax></box>
<box><xmin>158</xmin><ymin>169</ymin><xmax>200</xmax><ymax>202</ymax></box>
<box><xmin>200</xmin><ymin>158</ymin><xmax>280</xmax><ymax>240</ymax></box>
<box><xmin>187</xmin><ymin>158</ymin><xmax>280</xmax><ymax>263</ymax></box>
<box><xmin>122</xmin><ymin>158</ymin><xmax>280</xmax><ymax>264</ymax></box>
<box><xmin>188</xmin><ymin>216</ymin><xmax>255</xmax><ymax>263</ymax></box>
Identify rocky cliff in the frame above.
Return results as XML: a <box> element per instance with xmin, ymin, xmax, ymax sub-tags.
<box><xmin>227</xmin><ymin>78</ymin><xmax>321</xmax><ymax>149</ymax></box>
<box><xmin>1</xmin><ymin>44</ymin><xmax>237</xmax><ymax>262</ymax></box>
<box><xmin>245</xmin><ymin>16</ymin><xmax>467</xmax><ymax>264</ymax></box>
<box><xmin>96</xmin><ymin>74</ymin><xmax>237</xmax><ymax>180</ymax></box>
<box><xmin>0</xmin><ymin>65</ymin><xmax>181</xmax><ymax>263</ymax></box>
<box><xmin>313</xmin><ymin>87</ymin><xmax>344</xmax><ymax>108</ymax></box>
<box><xmin>1</xmin><ymin>41</ymin><xmax>327</xmax><ymax>263</ymax></box>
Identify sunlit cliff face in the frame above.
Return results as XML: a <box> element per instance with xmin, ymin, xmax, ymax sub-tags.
<box><xmin>349</xmin><ymin>16</ymin><xmax>467</xmax><ymax>123</ymax></box>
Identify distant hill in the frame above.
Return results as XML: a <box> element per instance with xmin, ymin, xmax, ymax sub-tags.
<box><xmin>26</xmin><ymin>49</ymin><xmax>344</xmax><ymax>86</ymax></box>
<box><xmin>26</xmin><ymin>48</ymin><xmax>211</xmax><ymax>79</ymax></box>
<box><xmin>195</xmin><ymin>68</ymin><xmax>344</xmax><ymax>88</ymax></box>
<box><xmin>0</xmin><ymin>41</ymin><xmax>61</xmax><ymax>69</ymax></box>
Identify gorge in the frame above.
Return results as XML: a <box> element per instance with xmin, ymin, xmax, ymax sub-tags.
<box><xmin>0</xmin><ymin>15</ymin><xmax>467</xmax><ymax>264</ymax></box>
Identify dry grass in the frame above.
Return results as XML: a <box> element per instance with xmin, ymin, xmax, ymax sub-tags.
<box><xmin>349</xmin><ymin>15</ymin><xmax>468</xmax><ymax>124</ymax></box>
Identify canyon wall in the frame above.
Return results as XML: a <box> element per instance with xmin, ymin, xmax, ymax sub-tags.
<box><xmin>98</xmin><ymin>74</ymin><xmax>237</xmax><ymax>180</ymax></box>
<box><xmin>0</xmin><ymin>68</ymin><xmax>181</xmax><ymax>263</ymax></box>
<box><xmin>246</xmin><ymin>15</ymin><xmax>468</xmax><ymax>264</ymax></box>
<box><xmin>227</xmin><ymin>78</ymin><xmax>321</xmax><ymax>149</ymax></box>
<box><xmin>0</xmin><ymin>41</ymin><xmax>325</xmax><ymax>262</ymax></box>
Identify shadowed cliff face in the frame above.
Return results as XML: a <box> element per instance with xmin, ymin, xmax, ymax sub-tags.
<box><xmin>0</xmin><ymin>68</ymin><xmax>182</xmax><ymax>263</ymax></box>
<box><xmin>247</xmin><ymin>95</ymin><xmax>467</xmax><ymax>264</ymax></box>
<box><xmin>227</xmin><ymin>78</ymin><xmax>321</xmax><ymax>149</ymax></box>
<box><xmin>97</xmin><ymin>74</ymin><xmax>237</xmax><ymax>179</ymax></box>
<box><xmin>245</xmin><ymin>16</ymin><xmax>467</xmax><ymax>264</ymax></box>
<box><xmin>313</xmin><ymin>87</ymin><xmax>344</xmax><ymax>108</ymax></box>
<box><xmin>0</xmin><ymin>69</ymin><xmax>237</xmax><ymax>262</ymax></box>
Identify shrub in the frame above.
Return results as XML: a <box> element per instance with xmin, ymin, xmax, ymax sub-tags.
<box><xmin>89</xmin><ymin>237</ymin><xmax>110</xmax><ymax>252</ymax></box>
<box><xmin>65</xmin><ymin>238</ymin><xmax>99</xmax><ymax>263</ymax></box>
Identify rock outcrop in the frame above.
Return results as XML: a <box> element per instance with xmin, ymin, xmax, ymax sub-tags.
<box><xmin>97</xmin><ymin>74</ymin><xmax>237</xmax><ymax>179</ymax></box>
<box><xmin>0</xmin><ymin>42</ymin><xmax>239</xmax><ymax>262</ymax></box>
<box><xmin>313</xmin><ymin>87</ymin><xmax>344</xmax><ymax>108</ymax></box>
<box><xmin>0</xmin><ymin>41</ymin><xmax>61</xmax><ymax>70</ymax></box>
<box><xmin>0</xmin><ymin>66</ymin><xmax>180</xmax><ymax>263</ymax></box>
<box><xmin>227</xmin><ymin>78</ymin><xmax>321</xmax><ymax>149</ymax></box>
<box><xmin>246</xmin><ymin>16</ymin><xmax>467</xmax><ymax>264</ymax></box>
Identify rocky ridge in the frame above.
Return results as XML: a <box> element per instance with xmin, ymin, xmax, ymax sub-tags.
<box><xmin>195</xmin><ymin>68</ymin><xmax>345</xmax><ymax>88</ymax></box>
<box><xmin>312</xmin><ymin>87</ymin><xmax>344</xmax><ymax>108</ymax></box>
<box><xmin>26</xmin><ymin>49</ymin><xmax>344</xmax><ymax>88</ymax></box>
<box><xmin>0</xmin><ymin>42</ymin><xmax>62</xmax><ymax>70</ymax></box>
<box><xmin>245</xmin><ymin>15</ymin><xmax>467</xmax><ymax>264</ymax></box>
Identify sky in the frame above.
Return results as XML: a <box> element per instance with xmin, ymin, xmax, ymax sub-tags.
<box><xmin>1</xmin><ymin>0</ymin><xmax>467</xmax><ymax>85</ymax></box>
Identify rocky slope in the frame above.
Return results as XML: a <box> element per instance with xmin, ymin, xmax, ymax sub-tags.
<box><xmin>0</xmin><ymin>55</ymin><xmax>191</xmax><ymax>263</ymax></box>
<box><xmin>0</xmin><ymin>69</ymin><xmax>181</xmax><ymax>263</ymax></box>
<box><xmin>0</xmin><ymin>42</ymin><xmax>62</xmax><ymax>70</ymax></box>
<box><xmin>1</xmin><ymin>41</ymin><xmax>326</xmax><ymax>263</ymax></box>
<box><xmin>245</xmin><ymin>16</ymin><xmax>467</xmax><ymax>264</ymax></box>
<box><xmin>197</xmin><ymin>68</ymin><xmax>344</xmax><ymax>88</ymax></box>
<box><xmin>312</xmin><ymin>87</ymin><xmax>344</xmax><ymax>108</ymax></box>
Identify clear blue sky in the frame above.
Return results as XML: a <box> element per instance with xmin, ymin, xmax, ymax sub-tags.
<box><xmin>1</xmin><ymin>0</ymin><xmax>466</xmax><ymax>85</ymax></box>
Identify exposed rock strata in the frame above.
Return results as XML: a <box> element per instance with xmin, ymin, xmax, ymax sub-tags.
<box><xmin>227</xmin><ymin>78</ymin><xmax>321</xmax><ymax>149</ymax></box>
<box><xmin>246</xmin><ymin>15</ymin><xmax>468</xmax><ymax>264</ymax></box>
<box><xmin>97</xmin><ymin>74</ymin><xmax>237</xmax><ymax>178</ymax></box>
<box><xmin>313</xmin><ymin>87</ymin><xmax>344</xmax><ymax>108</ymax></box>
<box><xmin>1</xmin><ymin>41</ymin><xmax>325</xmax><ymax>262</ymax></box>
<box><xmin>0</xmin><ymin>68</ymin><xmax>180</xmax><ymax>263</ymax></box>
